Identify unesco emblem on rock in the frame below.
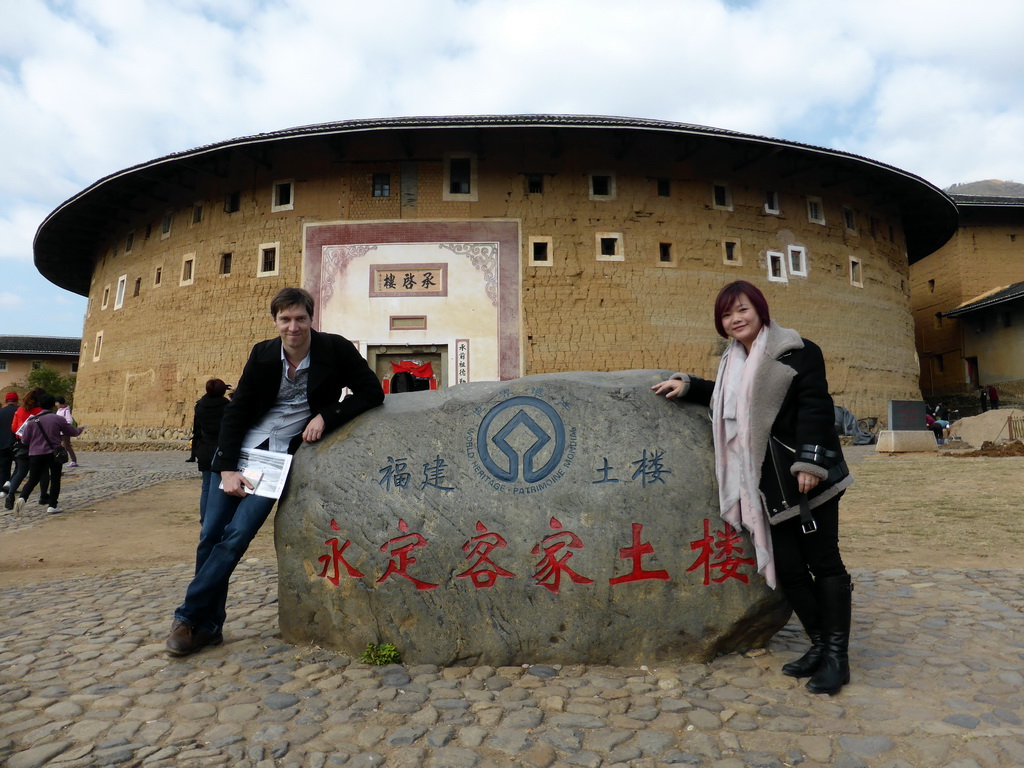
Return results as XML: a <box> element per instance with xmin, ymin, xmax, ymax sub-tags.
<box><xmin>467</xmin><ymin>396</ymin><xmax>576</xmax><ymax>493</ymax></box>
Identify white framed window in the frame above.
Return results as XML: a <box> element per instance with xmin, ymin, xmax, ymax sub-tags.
<box><xmin>596</xmin><ymin>232</ymin><xmax>624</xmax><ymax>261</ymax></box>
<box><xmin>125</xmin><ymin>231</ymin><xmax>135</xmax><ymax>254</ymax></box>
<box><xmin>712</xmin><ymin>182</ymin><xmax>733</xmax><ymax>211</ymax></box>
<box><xmin>528</xmin><ymin>236</ymin><xmax>553</xmax><ymax>267</ymax></box>
<box><xmin>807</xmin><ymin>196</ymin><xmax>825</xmax><ymax>225</ymax></box>
<box><xmin>0</xmin><ymin>360</ymin><xmax>7</xmax><ymax>371</ymax></box>
<box><xmin>842</xmin><ymin>206</ymin><xmax>857</xmax><ymax>233</ymax></box>
<box><xmin>101</xmin><ymin>284</ymin><xmax>111</xmax><ymax>309</ymax></box>
<box><xmin>443</xmin><ymin>152</ymin><xmax>478</xmax><ymax>201</ymax></box>
<box><xmin>849</xmin><ymin>256</ymin><xmax>863</xmax><ymax>287</ymax></box>
<box><xmin>160</xmin><ymin>210</ymin><xmax>173</xmax><ymax>239</ymax></box>
<box><xmin>93</xmin><ymin>331</ymin><xmax>104</xmax><ymax>362</ymax></box>
<box><xmin>589</xmin><ymin>172</ymin><xmax>616</xmax><ymax>201</ymax></box>
<box><xmin>764</xmin><ymin>190</ymin><xmax>780</xmax><ymax>215</ymax></box>
<box><xmin>722</xmin><ymin>239</ymin><xmax>742</xmax><ymax>266</ymax></box>
<box><xmin>114</xmin><ymin>274</ymin><xmax>127</xmax><ymax>309</ymax></box>
<box><xmin>658</xmin><ymin>242</ymin><xmax>675</xmax><ymax>267</ymax></box>
<box><xmin>767</xmin><ymin>250</ymin><xmax>787</xmax><ymax>283</ymax></box>
<box><xmin>787</xmin><ymin>245</ymin><xmax>807</xmax><ymax>277</ymax></box>
<box><xmin>180</xmin><ymin>253</ymin><xmax>196</xmax><ymax>286</ymax></box>
<box><xmin>271</xmin><ymin>180</ymin><xmax>294</xmax><ymax>212</ymax></box>
<box><xmin>154</xmin><ymin>264</ymin><xmax>163</xmax><ymax>287</ymax></box>
<box><xmin>258</xmin><ymin>242</ymin><xmax>280</xmax><ymax>277</ymax></box>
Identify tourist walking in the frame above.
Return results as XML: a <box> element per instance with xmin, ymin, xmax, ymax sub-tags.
<box><xmin>192</xmin><ymin>378</ymin><xmax>231</xmax><ymax>525</ymax></box>
<box><xmin>13</xmin><ymin>393</ymin><xmax>86</xmax><ymax>515</ymax></box>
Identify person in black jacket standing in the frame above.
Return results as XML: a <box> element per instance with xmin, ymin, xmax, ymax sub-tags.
<box><xmin>0</xmin><ymin>392</ymin><xmax>19</xmax><ymax>500</ymax></box>
<box><xmin>166</xmin><ymin>287</ymin><xmax>385</xmax><ymax>656</ymax></box>
<box><xmin>653</xmin><ymin>280</ymin><xmax>854</xmax><ymax>695</ymax></box>
<box><xmin>192</xmin><ymin>378</ymin><xmax>231</xmax><ymax>524</ymax></box>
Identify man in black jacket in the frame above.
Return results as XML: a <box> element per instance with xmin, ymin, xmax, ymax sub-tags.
<box><xmin>0</xmin><ymin>392</ymin><xmax>19</xmax><ymax>499</ymax></box>
<box><xmin>166</xmin><ymin>287</ymin><xmax>384</xmax><ymax>656</ymax></box>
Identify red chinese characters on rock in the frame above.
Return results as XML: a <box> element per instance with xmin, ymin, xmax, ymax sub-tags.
<box><xmin>531</xmin><ymin>517</ymin><xmax>595</xmax><ymax>594</ymax></box>
<box><xmin>609</xmin><ymin>522</ymin><xmax>670</xmax><ymax>585</ymax></box>
<box><xmin>317</xmin><ymin>519</ymin><xmax>364</xmax><ymax>586</ymax></box>
<box><xmin>685</xmin><ymin>519</ymin><xmax>757</xmax><ymax>585</ymax></box>
<box><xmin>315</xmin><ymin>518</ymin><xmax>755</xmax><ymax>590</ymax></box>
<box><xmin>377</xmin><ymin>518</ymin><xmax>439</xmax><ymax>591</ymax></box>
<box><xmin>456</xmin><ymin>521</ymin><xmax>516</xmax><ymax>588</ymax></box>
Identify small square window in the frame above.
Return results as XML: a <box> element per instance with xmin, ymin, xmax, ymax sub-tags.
<box><xmin>224</xmin><ymin>191</ymin><xmax>241</xmax><ymax>213</ymax></box>
<box><xmin>154</xmin><ymin>266</ymin><xmax>163</xmax><ymax>286</ymax></box>
<box><xmin>133</xmin><ymin>277</ymin><xmax>141</xmax><ymax>298</ymax></box>
<box><xmin>102</xmin><ymin>285</ymin><xmax>111</xmax><ymax>309</ymax></box>
<box><xmin>372</xmin><ymin>173</ymin><xmax>391</xmax><ymax>197</ymax></box>
<box><xmin>928</xmin><ymin>279</ymin><xmax>935</xmax><ymax>293</ymax></box>
<box><xmin>180</xmin><ymin>254</ymin><xmax>195</xmax><ymax>286</ymax></box>
<box><xmin>658</xmin><ymin>242</ymin><xmax>673</xmax><ymax>264</ymax></box>
<box><xmin>529</xmin><ymin>236</ymin><xmax>553</xmax><ymax>267</ymax></box>
<box><xmin>443</xmin><ymin>153</ymin><xmax>478</xmax><ymax>201</ymax></box>
<box><xmin>712</xmin><ymin>183</ymin><xmax>733</xmax><ymax>211</ymax></box>
<box><xmin>70</xmin><ymin>362</ymin><xmax>79</xmax><ymax>373</ymax></box>
<box><xmin>764</xmin><ymin>190</ymin><xmax>780</xmax><ymax>215</ymax></box>
<box><xmin>526</xmin><ymin>174</ymin><xmax>544</xmax><ymax>194</ymax></box>
<box><xmin>723</xmin><ymin>240</ymin><xmax>742</xmax><ymax>266</ymax></box>
<box><xmin>657</xmin><ymin>178</ymin><xmax>671</xmax><ymax>197</ymax></box>
<box><xmin>849</xmin><ymin>256</ymin><xmax>863</xmax><ymax>287</ymax></box>
<box><xmin>767</xmin><ymin>250</ymin><xmax>787</xmax><ymax>283</ymax></box>
<box><xmin>589</xmin><ymin>173</ymin><xmax>615</xmax><ymax>200</ymax></box>
<box><xmin>32</xmin><ymin>361</ymin><xmax>42</xmax><ymax>370</ymax></box>
<box><xmin>842</xmin><ymin>206</ymin><xmax>856</xmax><ymax>232</ymax></box>
<box><xmin>258</xmin><ymin>242</ymin><xmax>280</xmax><ymax>277</ymax></box>
<box><xmin>272</xmin><ymin>180</ymin><xmax>294</xmax><ymax>212</ymax></box>
<box><xmin>220</xmin><ymin>252</ymin><xmax>232</xmax><ymax>275</ymax></box>
<box><xmin>192</xmin><ymin>203</ymin><xmax>204</xmax><ymax>224</ymax></box>
<box><xmin>114</xmin><ymin>274</ymin><xmax>127</xmax><ymax>309</ymax></box>
<box><xmin>787</xmin><ymin>245</ymin><xmax>807</xmax><ymax>277</ymax></box>
<box><xmin>596</xmin><ymin>232</ymin><xmax>624</xmax><ymax>261</ymax></box>
<box><xmin>0</xmin><ymin>360</ymin><xmax>7</xmax><ymax>372</ymax></box>
<box><xmin>807</xmin><ymin>197</ymin><xmax>825</xmax><ymax>225</ymax></box>
<box><xmin>160</xmin><ymin>211</ymin><xmax>173</xmax><ymax>239</ymax></box>
<box><xmin>93</xmin><ymin>331</ymin><xmax>103</xmax><ymax>362</ymax></box>
<box><xmin>125</xmin><ymin>231</ymin><xmax>135</xmax><ymax>253</ymax></box>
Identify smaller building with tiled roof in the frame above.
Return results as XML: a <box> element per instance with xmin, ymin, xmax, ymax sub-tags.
<box><xmin>0</xmin><ymin>335</ymin><xmax>82</xmax><ymax>393</ymax></box>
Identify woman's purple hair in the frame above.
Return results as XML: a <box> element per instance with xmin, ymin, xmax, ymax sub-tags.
<box><xmin>713</xmin><ymin>280</ymin><xmax>771</xmax><ymax>338</ymax></box>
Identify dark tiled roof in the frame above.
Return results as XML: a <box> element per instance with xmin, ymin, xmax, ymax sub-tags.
<box><xmin>943</xmin><ymin>282</ymin><xmax>1024</xmax><ymax>317</ymax></box>
<box><xmin>949</xmin><ymin>194</ymin><xmax>1024</xmax><ymax>207</ymax></box>
<box><xmin>0</xmin><ymin>336</ymin><xmax>82</xmax><ymax>356</ymax></box>
<box><xmin>34</xmin><ymin>114</ymin><xmax>960</xmax><ymax>296</ymax></box>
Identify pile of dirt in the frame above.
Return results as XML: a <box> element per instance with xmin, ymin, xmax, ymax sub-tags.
<box><xmin>948</xmin><ymin>439</ymin><xmax>1024</xmax><ymax>458</ymax></box>
<box><xmin>946</xmin><ymin>408</ymin><xmax>1024</xmax><ymax>448</ymax></box>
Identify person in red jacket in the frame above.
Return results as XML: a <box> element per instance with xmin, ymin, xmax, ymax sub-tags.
<box><xmin>5</xmin><ymin>388</ymin><xmax>49</xmax><ymax>511</ymax></box>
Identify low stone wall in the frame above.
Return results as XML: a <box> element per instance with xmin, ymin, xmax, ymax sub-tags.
<box><xmin>275</xmin><ymin>370</ymin><xmax>789</xmax><ymax>667</ymax></box>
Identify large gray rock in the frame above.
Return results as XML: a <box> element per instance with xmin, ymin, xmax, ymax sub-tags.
<box><xmin>276</xmin><ymin>370</ymin><xmax>789</xmax><ymax>666</ymax></box>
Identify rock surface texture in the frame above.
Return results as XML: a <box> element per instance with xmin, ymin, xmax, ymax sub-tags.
<box><xmin>276</xmin><ymin>370</ymin><xmax>789</xmax><ymax>666</ymax></box>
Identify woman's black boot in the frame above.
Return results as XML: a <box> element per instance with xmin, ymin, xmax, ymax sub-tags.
<box><xmin>781</xmin><ymin>583</ymin><xmax>825</xmax><ymax>678</ymax></box>
<box><xmin>806</xmin><ymin>574</ymin><xmax>853</xmax><ymax>695</ymax></box>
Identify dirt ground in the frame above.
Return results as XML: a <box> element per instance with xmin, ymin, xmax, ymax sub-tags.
<box><xmin>1</xmin><ymin>449</ymin><xmax>1021</xmax><ymax>587</ymax></box>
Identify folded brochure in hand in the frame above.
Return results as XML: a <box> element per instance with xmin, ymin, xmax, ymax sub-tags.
<box><xmin>218</xmin><ymin>447</ymin><xmax>293</xmax><ymax>499</ymax></box>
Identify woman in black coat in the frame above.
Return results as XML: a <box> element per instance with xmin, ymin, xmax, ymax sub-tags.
<box><xmin>653</xmin><ymin>280</ymin><xmax>854</xmax><ymax>695</ymax></box>
<box><xmin>192</xmin><ymin>379</ymin><xmax>230</xmax><ymax>524</ymax></box>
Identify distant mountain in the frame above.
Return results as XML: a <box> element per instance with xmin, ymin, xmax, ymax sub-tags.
<box><xmin>945</xmin><ymin>180</ymin><xmax>1024</xmax><ymax>197</ymax></box>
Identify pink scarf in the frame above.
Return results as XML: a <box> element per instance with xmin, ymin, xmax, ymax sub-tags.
<box><xmin>711</xmin><ymin>328</ymin><xmax>776</xmax><ymax>589</ymax></box>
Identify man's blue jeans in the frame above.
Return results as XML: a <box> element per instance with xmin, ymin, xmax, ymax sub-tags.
<box><xmin>175</xmin><ymin>485</ymin><xmax>275</xmax><ymax>633</ymax></box>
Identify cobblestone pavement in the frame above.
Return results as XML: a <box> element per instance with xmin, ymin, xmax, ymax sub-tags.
<box><xmin>2</xmin><ymin>451</ymin><xmax>1023</xmax><ymax>768</ymax></box>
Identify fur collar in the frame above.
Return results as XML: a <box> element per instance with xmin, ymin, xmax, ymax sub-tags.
<box><xmin>746</xmin><ymin>323</ymin><xmax>804</xmax><ymax>473</ymax></box>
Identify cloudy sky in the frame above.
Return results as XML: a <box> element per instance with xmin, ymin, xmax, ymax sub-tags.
<box><xmin>4</xmin><ymin>0</ymin><xmax>1024</xmax><ymax>337</ymax></box>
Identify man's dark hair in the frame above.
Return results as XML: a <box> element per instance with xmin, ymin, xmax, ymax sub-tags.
<box><xmin>206</xmin><ymin>378</ymin><xmax>229</xmax><ymax>397</ymax></box>
<box><xmin>39</xmin><ymin>394</ymin><xmax>57</xmax><ymax>411</ymax></box>
<box><xmin>55</xmin><ymin>396</ymin><xmax>66</xmax><ymax>405</ymax></box>
<box><xmin>270</xmin><ymin>288</ymin><xmax>315</xmax><ymax>320</ymax></box>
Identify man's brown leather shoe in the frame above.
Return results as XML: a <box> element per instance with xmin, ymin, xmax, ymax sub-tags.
<box><xmin>165</xmin><ymin>619</ymin><xmax>223</xmax><ymax>656</ymax></box>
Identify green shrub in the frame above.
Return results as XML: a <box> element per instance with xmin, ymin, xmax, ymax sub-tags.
<box><xmin>358</xmin><ymin>642</ymin><xmax>401</xmax><ymax>666</ymax></box>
